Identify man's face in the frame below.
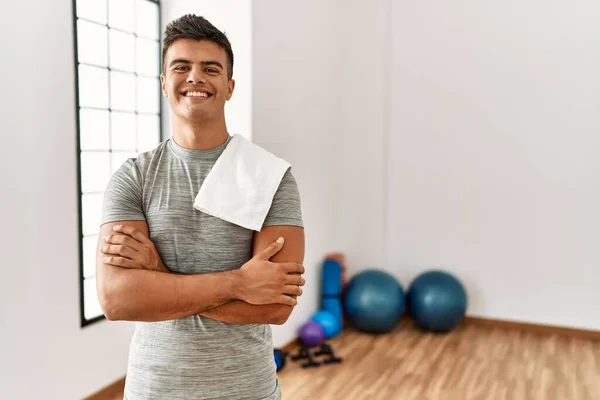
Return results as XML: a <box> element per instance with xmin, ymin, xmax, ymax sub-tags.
<box><xmin>161</xmin><ymin>39</ymin><xmax>234</xmax><ymax>123</ymax></box>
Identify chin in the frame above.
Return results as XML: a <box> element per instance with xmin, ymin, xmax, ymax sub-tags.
<box><xmin>178</xmin><ymin>109</ymin><xmax>213</xmax><ymax>123</ymax></box>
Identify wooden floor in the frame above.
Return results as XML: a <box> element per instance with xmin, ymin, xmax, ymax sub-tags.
<box><xmin>278</xmin><ymin>319</ymin><xmax>600</xmax><ymax>400</ymax></box>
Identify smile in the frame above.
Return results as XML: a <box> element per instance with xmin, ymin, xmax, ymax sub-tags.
<box><xmin>185</xmin><ymin>91</ymin><xmax>211</xmax><ymax>97</ymax></box>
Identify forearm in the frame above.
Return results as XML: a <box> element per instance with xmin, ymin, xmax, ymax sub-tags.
<box><xmin>199</xmin><ymin>300</ymin><xmax>293</xmax><ymax>325</ymax></box>
<box><xmin>213</xmin><ymin>224</ymin><xmax>305</xmax><ymax>325</ymax></box>
<box><xmin>98</xmin><ymin>265</ymin><xmax>241</xmax><ymax>322</ymax></box>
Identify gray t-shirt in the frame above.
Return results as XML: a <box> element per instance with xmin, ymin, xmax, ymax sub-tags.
<box><xmin>101</xmin><ymin>135</ymin><xmax>303</xmax><ymax>400</ymax></box>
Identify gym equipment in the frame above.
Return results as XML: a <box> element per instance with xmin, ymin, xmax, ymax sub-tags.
<box><xmin>407</xmin><ymin>270</ymin><xmax>467</xmax><ymax>333</ymax></box>
<box><xmin>298</xmin><ymin>320</ymin><xmax>325</xmax><ymax>347</ymax></box>
<box><xmin>313</xmin><ymin>343</ymin><xmax>343</xmax><ymax>365</ymax></box>
<box><xmin>311</xmin><ymin>310</ymin><xmax>340</xmax><ymax>339</ymax></box>
<box><xmin>321</xmin><ymin>259</ymin><xmax>343</xmax><ymax>337</ymax></box>
<box><xmin>343</xmin><ymin>269</ymin><xmax>405</xmax><ymax>333</ymax></box>
<box><xmin>291</xmin><ymin>346</ymin><xmax>321</xmax><ymax>368</ymax></box>
<box><xmin>324</xmin><ymin>252</ymin><xmax>347</xmax><ymax>288</ymax></box>
<box><xmin>293</xmin><ymin>315</ymin><xmax>344</xmax><ymax>369</ymax></box>
<box><xmin>274</xmin><ymin>349</ymin><xmax>288</xmax><ymax>372</ymax></box>
<box><xmin>291</xmin><ymin>343</ymin><xmax>343</xmax><ymax>368</ymax></box>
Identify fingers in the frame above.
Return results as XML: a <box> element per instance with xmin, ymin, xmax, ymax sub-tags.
<box><xmin>283</xmin><ymin>284</ymin><xmax>303</xmax><ymax>296</ymax></box>
<box><xmin>103</xmin><ymin>234</ymin><xmax>141</xmax><ymax>251</ymax></box>
<box><xmin>102</xmin><ymin>256</ymin><xmax>138</xmax><ymax>269</ymax></box>
<box><xmin>101</xmin><ymin>244</ymin><xmax>135</xmax><ymax>259</ymax></box>
<box><xmin>112</xmin><ymin>225</ymin><xmax>151</xmax><ymax>244</ymax></box>
<box><xmin>285</xmin><ymin>274</ymin><xmax>305</xmax><ymax>287</ymax></box>
<box><xmin>256</xmin><ymin>237</ymin><xmax>284</xmax><ymax>260</ymax></box>
<box><xmin>282</xmin><ymin>262</ymin><xmax>305</xmax><ymax>275</ymax></box>
<box><xmin>277</xmin><ymin>295</ymin><xmax>298</xmax><ymax>306</ymax></box>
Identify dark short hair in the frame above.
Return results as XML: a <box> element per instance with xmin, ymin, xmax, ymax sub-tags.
<box><xmin>162</xmin><ymin>14</ymin><xmax>234</xmax><ymax>79</ymax></box>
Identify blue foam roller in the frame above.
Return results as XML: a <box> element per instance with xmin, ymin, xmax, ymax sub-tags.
<box><xmin>322</xmin><ymin>259</ymin><xmax>342</xmax><ymax>296</ymax></box>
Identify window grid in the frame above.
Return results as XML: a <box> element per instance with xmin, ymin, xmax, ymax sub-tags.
<box><xmin>73</xmin><ymin>0</ymin><xmax>162</xmax><ymax>327</ymax></box>
<box><xmin>78</xmin><ymin>61</ymin><xmax>160</xmax><ymax>79</ymax></box>
<box><xmin>77</xmin><ymin>16</ymin><xmax>160</xmax><ymax>41</ymax></box>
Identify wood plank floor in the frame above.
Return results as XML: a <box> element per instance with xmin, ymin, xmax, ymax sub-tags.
<box><xmin>277</xmin><ymin>319</ymin><xmax>600</xmax><ymax>400</ymax></box>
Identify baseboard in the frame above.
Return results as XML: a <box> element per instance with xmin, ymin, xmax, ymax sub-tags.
<box><xmin>82</xmin><ymin>376</ymin><xmax>125</xmax><ymax>400</ymax></box>
<box><xmin>279</xmin><ymin>317</ymin><xmax>600</xmax><ymax>346</ymax></box>
<box><xmin>464</xmin><ymin>315</ymin><xmax>600</xmax><ymax>341</ymax></box>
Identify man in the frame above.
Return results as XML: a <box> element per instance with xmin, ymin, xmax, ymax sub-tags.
<box><xmin>96</xmin><ymin>14</ymin><xmax>305</xmax><ymax>400</ymax></box>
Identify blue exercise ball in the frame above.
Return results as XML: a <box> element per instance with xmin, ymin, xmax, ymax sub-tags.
<box><xmin>407</xmin><ymin>270</ymin><xmax>467</xmax><ymax>333</ymax></box>
<box><xmin>343</xmin><ymin>269</ymin><xmax>405</xmax><ymax>333</ymax></box>
<box><xmin>311</xmin><ymin>310</ymin><xmax>340</xmax><ymax>339</ymax></box>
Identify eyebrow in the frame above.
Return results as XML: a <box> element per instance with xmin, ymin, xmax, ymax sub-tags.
<box><xmin>168</xmin><ymin>59</ymin><xmax>224</xmax><ymax>70</ymax></box>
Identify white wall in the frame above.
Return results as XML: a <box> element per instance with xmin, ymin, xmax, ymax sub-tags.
<box><xmin>386</xmin><ymin>1</ymin><xmax>600</xmax><ymax>330</ymax></box>
<box><xmin>0</xmin><ymin>1</ymin><xmax>134</xmax><ymax>399</ymax></box>
<box><xmin>252</xmin><ymin>0</ymin><xmax>344</xmax><ymax>346</ymax></box>
<box><xmin>335</xmin><ymin>0</ymin><xmax>389</xmax><ymax>275</ymax></box>
<box><xmin>252</xmin><ymin>0</ymin><xmax>392</xmax><ymax>346</ymax></box>
<box><xmin>161</xmin><ymin>0</ymin><xmax>252</xmax><ymax>140</ymax></box>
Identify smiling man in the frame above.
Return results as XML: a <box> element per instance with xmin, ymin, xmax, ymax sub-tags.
<box><xmin>96</xmin><ymin>15</ymin><xmax>305</xmax><ymax>400</ymax></box>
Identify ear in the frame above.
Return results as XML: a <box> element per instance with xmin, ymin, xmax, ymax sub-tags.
<box><xmin>226</xmin><ymin>79</ymin><xmax>235</xmax><ymax>101</ymax></box>
<box><xmin>160</xmin><ymin>74</ymin><xmax>167</xmax><ymax>97</ymax></box>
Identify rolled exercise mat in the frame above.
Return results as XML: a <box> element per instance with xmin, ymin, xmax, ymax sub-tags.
<box><xmin>321</xmin><ymin>258</ymin><xmax>343</xmax><ymax>336</ymax></box>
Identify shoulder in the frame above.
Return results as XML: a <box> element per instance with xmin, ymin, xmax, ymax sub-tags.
<box><xmin>278</xmin><ymin>168</ymin><xmax>300</xmax><ymax>191</ymax></box>
<box><xmin>111</xmin><ymin>140</ymin><xmax>170</xmax><ymax>183</ymax></box>
<box><xmin>265</xmin><ymin>167</ymin><xmax>303</xmax><ymax>227</ymax></box>
<box><xmin>129</xmin><ymin>140</ymin><xmax>170</xmax><ymax>174</ymax></box>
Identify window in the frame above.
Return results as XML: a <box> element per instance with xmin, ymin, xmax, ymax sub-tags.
<box><xmin>73</xmin><ymin>0</ymin><xmax>162</xmax><ymax>327</ymax></box>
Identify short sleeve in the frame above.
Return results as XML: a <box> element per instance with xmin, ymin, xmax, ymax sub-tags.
<box><xmin>262</xmin><ymin>168</ymin><xmax>304</xmax><ymax>228</ymax></box>
<box><xmin>100</xmin><ymin>159</ymin><xmax>146</xmax><ymax>225</ymax></box>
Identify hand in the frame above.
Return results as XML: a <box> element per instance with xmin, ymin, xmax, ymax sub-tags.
<box><xmin>101</xmin><ymin>225</ymin><xmax>170</xmax><ymax>272</ymax></box>
<box><xmin>238</xmin><ymin>237</ymin><xmax>305</xmax><ymax>306</ymax></box>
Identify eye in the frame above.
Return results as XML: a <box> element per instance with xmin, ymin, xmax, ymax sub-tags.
<box><xmin>205</xmin><ymin>68</ymin><xmax>220</xmax><ymax>74</ymax></box>
<box><xmin>174</xmin><ymin>65</ymin><xmax>189</xmax><ymax>71</ymax></box>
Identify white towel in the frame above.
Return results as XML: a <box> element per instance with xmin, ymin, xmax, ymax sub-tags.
<box><xmin>193</xmin><ymin>134</ymin><xmax>291</xmax><ymax>231</ymax></box>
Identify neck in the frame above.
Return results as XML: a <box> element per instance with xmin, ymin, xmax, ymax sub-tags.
<box><xmin>171</xmin><ymin>115</ymin><xmax>229</xmax><ymax>150</ymax></box>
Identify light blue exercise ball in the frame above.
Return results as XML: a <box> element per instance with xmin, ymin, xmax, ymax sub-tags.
<box><xmin>311</xmin><ymin>310</ymin><xmax>340</xmax><ymax>339</ymax></box>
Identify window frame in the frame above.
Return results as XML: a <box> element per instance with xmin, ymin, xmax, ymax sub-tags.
<box><xmin>72</xmin><ymin>0</ymin><xmax>163</xmax><ymax>328</ymax></box>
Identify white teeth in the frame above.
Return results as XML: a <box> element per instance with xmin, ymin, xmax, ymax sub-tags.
<box><xmin>186</xmin><ymin>91</ymin><xmax>208</xmax><ymax>97</ymax></box>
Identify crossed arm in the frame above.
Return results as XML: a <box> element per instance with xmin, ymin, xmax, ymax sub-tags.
<box><xmin>198</xmin><ymin>225</ymin><xmax>304</xmax><ymax>324</ymax></box>
<box><xmin>97</xmin><ymin>220</ymin><xmax>305</xmax><ymax>324</ymax></box>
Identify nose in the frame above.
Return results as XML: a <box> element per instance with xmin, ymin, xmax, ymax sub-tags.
<box><xmin>186</xmin><ymin>67</ymin><xmax>206</xmax><ymax>84</ymax></box>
